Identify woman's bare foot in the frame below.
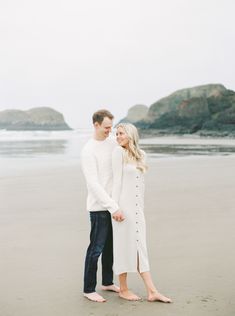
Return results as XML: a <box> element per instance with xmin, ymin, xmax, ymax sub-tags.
<box><xmin>119</xmin><ymin>290</ymin><xmax>141</xmax><ymax>301</ymax></box>
<box><xmin>147</xmin><ymin>291</ymin><xmax>172</xmax><ymax>303</ymax></box>
<box><xmin>83</xmin><ymin>292</ymin><xmax>106</xmax><ymax>302</ymax></box>
<box><xmin>101</xmin><ymin>284</ymin><xmax>120</xmax><ymax>293</ymax></box>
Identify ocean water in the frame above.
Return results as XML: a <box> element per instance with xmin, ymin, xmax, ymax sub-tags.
<box><xmin>1</xmin><ymin>129</ymin><xmax>235</xmax><ymax>169</ymax></box>
<box><xmin>1</xmin><ymin>128</ymin><xmax>235</xmax><ymax>158</ymax></box>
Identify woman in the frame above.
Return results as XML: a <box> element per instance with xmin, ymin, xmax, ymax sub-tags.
<box><xmin>111</xmin><ymin>123</ymin><xmax>172</xmax><ymax>302</ymax></box>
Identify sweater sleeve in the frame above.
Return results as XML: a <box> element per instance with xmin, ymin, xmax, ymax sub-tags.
<box><xmin>111</xmin><ymin>146</ymin><xmax>123</xmax><ymax>204</ymax></box>
<box><xmin>81</xmin><ymin>150</ymin><xmax>119</xmax><ymax>214</ymax></box>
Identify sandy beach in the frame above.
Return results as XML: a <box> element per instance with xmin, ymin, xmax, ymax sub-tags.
<box><xmin>0</xmin><ymin>156</ymin><xmax>235</xmax><ymax>316</ymax></box>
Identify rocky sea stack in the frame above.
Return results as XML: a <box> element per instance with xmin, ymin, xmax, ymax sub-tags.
<box><xmin>0</xmin><ymin>107</ymin><xmax>72</xmax><ymax>130</ymax></box>
<box><xmin>119</xmin><ymin>84</ymin><xmax>235</xmax><ymax>137</ymax></box>
<box><xmin>119</xmin><ymin>104</ymin><xmax>149</xmax><ymax>123</ymax></box>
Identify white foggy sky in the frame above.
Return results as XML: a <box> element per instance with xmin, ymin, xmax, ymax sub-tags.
<box><xmin>0</xmin><ymin>0</ymin><xmax>235</xmax><ymax>128</ymax></box>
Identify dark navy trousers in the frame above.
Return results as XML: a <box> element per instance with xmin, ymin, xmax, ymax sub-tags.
<box><xmin>83</xmin><ymin>210</ymin><xmax>114</xmax><ymax>293</ymax></box>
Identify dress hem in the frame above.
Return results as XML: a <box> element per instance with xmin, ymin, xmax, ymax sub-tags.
<box><xmin>114</xmin><ymin>269</ymin><xmax>150</xmax><ymax>275</ymax></box>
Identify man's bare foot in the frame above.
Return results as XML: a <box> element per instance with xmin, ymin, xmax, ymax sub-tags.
<box><xmin>147</xmin><ymin>291</ymin><xmax>172</xmax><ymax>303</ymax></box>
<box><xmin>119</xmin><ymin>290</ymin><xmax>141</xmax><ymax>301</ymax></box>
<box><xmin>101</xmin><ymin>284</ymin><xmax>120</xmax><ymax>293</ymax></box>
<box><xmin>83</xmin><ymin>292</ymin><xmax>106</xmax><ymax>302</ymax></box>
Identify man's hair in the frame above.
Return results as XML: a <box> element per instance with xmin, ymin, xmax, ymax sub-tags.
<box><xmin>92</xmin><ymin>109</ymin><xmax>114</xmax><ymax>124</ymax></box>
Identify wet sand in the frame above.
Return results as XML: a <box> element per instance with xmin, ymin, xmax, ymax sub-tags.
<box><xmin>0</xmin><ymin>156</ymin><xmax>235</xmax><ymax>316</ymax></box>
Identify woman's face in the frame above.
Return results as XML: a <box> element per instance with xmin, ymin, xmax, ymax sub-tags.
<box><xmin>116</xmin><ymin>126</ymin><xmax>129</xmax><ymax>148</ymax></box>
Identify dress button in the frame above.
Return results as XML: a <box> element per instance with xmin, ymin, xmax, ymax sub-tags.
<box><xmin>136</xmin><ymin>222</ymin><xmax>138</xmax><ymax>224</ymax></box>
<box><xmin>136</xmin><ymin>185</ymin><xmax>138</xmax><ymax>188</ymax></box>
<box><xmin>136</xmin><ymin>230</ymin><xmax>139</xmax><ymax>233</ymax></box>
<box><xmin>136</xmin><ymin>212</ymin><xmax>138</xmax><ymax>215</ymax></box>
<box><xmin>136</xmin><ymin>195</ymin><xmax>138</xmax><ymax>197</ymax></box>
<box><xmin>136</xmin><ymin>203</ymin><xmax>138</xmax><ymax>206</ymax></box>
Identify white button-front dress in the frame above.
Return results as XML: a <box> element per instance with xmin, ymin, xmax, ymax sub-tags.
<box><xmin>111</xmin><ymin>146</ymin><xmax>150</xmax><ymax>275</ymax></box>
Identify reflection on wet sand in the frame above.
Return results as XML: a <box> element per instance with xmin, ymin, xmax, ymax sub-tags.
<box><xmin>0</xmin><ymin>140</ymin><xmax>67</xmax><ymax>158</ymax></box>
<box><xmin>140</xmin><ymin>143</ymin><xmax>235</xmax><ymax>157</ymax></box>
<box><xmin>1</xmin><ymin>137</ymin><xmax>235</xmax><ymax>159</ymax></box>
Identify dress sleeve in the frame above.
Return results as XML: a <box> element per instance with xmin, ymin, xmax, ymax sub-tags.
<box><xmin>81</xmin><ymin>150</ymin><xmax>119</xmax><ymax>214</ymax></box>
<box><xmin>111</xmin><ymin>146</ymin><xmax>124</xmax><ymax>205</ymax></box>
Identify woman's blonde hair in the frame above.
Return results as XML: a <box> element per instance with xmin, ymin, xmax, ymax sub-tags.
<box><xmin>116</xmin><ymin>123</ymin><xmax>147</xmax><ymax>173</ymax></box>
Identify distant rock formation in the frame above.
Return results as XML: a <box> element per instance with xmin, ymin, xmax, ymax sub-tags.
<box><xmin>146</xmin><ymin>84</ymin><xmax>226</xmax><ymax>122</ymax></box>
<box><xmin>119</xmin><ymin>84</ymin><xmax>235</xmax><ymax>136</ymax></box>
<box><xmin>119</xmin><ymin>104</ymin><xmax>148</xmax><ymax>123</ymax></box>
<box><xmin>0</xmin><ymin>107</ymin><xmax>72</xmax><ymax>130</ymax></box>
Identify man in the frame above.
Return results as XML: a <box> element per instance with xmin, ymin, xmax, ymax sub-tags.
<box><xmin>81</xmin><ymin>109</ymin><xmax>125</xmax><ymax>302</ymax></box>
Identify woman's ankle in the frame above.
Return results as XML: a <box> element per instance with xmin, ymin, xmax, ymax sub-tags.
<box><xmin>147</xmin><ymin>287</ymin><xmax>158</xmax><ymax>295</ymax></box>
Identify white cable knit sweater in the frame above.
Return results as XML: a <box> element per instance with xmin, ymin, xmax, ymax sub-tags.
<box><xmin>81</xmin><ymin>136</ymin><xmax>119</xmax><ymax>214</ymax></box>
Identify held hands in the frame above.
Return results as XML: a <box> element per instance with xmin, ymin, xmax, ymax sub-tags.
<box><xmin>112</xmin><ymin>210</ymin><xmax>125</xmax><ymax>222</ymax></box>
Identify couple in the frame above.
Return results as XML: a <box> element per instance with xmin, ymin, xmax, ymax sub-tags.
<box><xmin>81</xmin><ymin>109</ymin><xmax>172</xmax><ymax>303</ymax></box>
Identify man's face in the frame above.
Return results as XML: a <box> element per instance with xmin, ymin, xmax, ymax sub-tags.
<box><xmin>95</xmin><ymin>117</ymin><xmax>113</xmax><ymax>139</ymax></box>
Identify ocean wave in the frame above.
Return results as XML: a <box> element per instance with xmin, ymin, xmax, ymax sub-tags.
<box><xmin>0</xmin><ymin>128</ymin><xmax>93</xmax><ymax>141</ymax></box>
